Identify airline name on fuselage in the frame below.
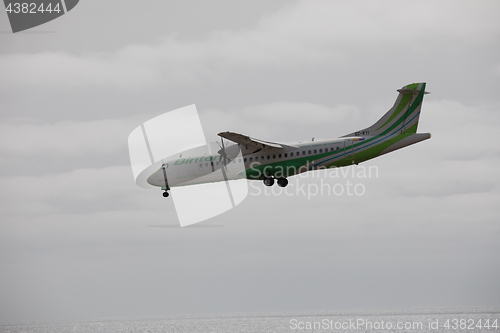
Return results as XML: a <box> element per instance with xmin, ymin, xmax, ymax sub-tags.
<box><xmin>175</xmin><ymin>156</ymin><xmax>218</xmax><ymax>165</ymax></box>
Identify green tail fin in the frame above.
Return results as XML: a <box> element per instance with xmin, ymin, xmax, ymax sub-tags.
<box><xmin>343</xmin><ymin>82</ymin><xmax>429</xmax><ymax>137</ymax></box>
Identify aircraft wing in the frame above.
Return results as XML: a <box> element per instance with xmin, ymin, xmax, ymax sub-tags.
<box><xmin>218</xmin><ymin>131</ymin><xmax>284</xmax><ymax>153</ymax></box>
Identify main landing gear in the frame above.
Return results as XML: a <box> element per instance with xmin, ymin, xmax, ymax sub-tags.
<box><xmin>263</xmin><ymin>177</ymin><xmax>288</xmax><ymax>187</ymax></box>
<box><xmin>277</xmin><ymin>178</ymin><xmax>288</xmax><ymax>187</ymax></box>
<box><xmin>263</xmin><ymin>178</ymin><xmax>274</xmax><ymax>186</ymax></box>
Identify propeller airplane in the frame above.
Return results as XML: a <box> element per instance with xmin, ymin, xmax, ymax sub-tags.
<box><xmin>146</xmin><ymin>83</ymin><xmax>431</xmax><ymax>198</ymax></box>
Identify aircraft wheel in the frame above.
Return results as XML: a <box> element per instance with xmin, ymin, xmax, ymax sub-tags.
<box><xmin>162</xmin><ymin>191</ymin><xmax>170</xmax><ymax>198</ymax></box>
<box><xmin>263</xmin><ymin>178</ymin><xmax>274</xmax><ymax>186</ymax></box>
<box><xmin>277</xmin><ymin>178</ymin><xmax>288</xmax><ymax>187</ymax></box>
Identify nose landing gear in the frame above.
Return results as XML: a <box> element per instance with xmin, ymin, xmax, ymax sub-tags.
<box><xmin>162</xmin><ymin>191</ymin><xmax>170</xmax><ymax>198</ymax></box>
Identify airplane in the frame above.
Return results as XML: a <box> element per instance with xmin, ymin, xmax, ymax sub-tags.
<box><xmin>146</xmin><ymin>82</ymin><xmax>431</xmax><ymax>197</ymax></box>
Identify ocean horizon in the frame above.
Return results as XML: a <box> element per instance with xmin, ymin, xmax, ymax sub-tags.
<box><xmin>1</xmin><ymin>307</ymin><xmax>499</xmax><ymax>333</ymax></box>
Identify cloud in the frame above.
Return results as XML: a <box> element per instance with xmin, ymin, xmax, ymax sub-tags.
<box><xmin>1</xmin><ymin>0</ymin><xmax>498</xmax><ymax>91</ymax></box>
<box><xmin>0</xmin><ymin>101</ymin><xmax>358</xmax><ymax>159</ymax></box>
<box><xmin>0</xmin><ymin>51</ymin><xmax>160</xmax><ymax>89</ymax></box>
<box><xmin>200</xmin><ymin>102</ymin><xmax>361</xmax><ymax>143</ymax></box>
<box><xmin>1</xmin><ymin>0</ymin><xmax>500</xmax><ymax>324</ymax></box>
<box><xmin>0</xmin><ymin>165</ymin><xmax>158</xmax><ymax>217</ymax></box>
<box><xmin>0</xmin><ymin>115</ymin><xmax>152</xmax><ymax>157</ymax></box>
<box><xmin>422</xmin><ymin>100</ymin><xmax>500</xmax><ymax>160</ymax></box>
<box><xmin>264</xmin><ymin>0</ymin><xmax>500</xmax><ymax>45</ymax></box>
<box><xmin>3</xmin><ymin>98</ymin><xmax>495</xmax><ymax>217</ymax></box>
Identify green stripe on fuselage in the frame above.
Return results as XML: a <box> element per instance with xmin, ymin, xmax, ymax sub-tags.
<box><xmin>325</xmin><ymin>133</ymin><xmax>414</xmax><ymax>168</ymax></box>
<box><xmin>244</xmin><ymin>148</ymin><xmax>345</xmax><ymax>179</ymax></box>
<box><xmin>244</xmin><ymin>132</ymin><xmax>414</xmax><ymax>178</ymax></box>
<box><xmin>243</xmin><ymin>84</ymin><xmax>426</xmax><ymax>179</ymax></box>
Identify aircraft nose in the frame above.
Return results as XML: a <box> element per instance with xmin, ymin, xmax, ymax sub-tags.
<box><xmin>147</xmin><ymin>172</ymin><xmax>159</xmax><ymax>186</ymax></box>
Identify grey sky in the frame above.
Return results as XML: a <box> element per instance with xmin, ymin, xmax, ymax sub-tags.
<box><xmin>1</xmin><ymin>0</ymin><xmax>500</xmax><ymax>323</ymax></box>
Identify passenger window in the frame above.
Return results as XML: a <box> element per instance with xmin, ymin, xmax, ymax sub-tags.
<box><xmin>284</xmin><ymin>153</ymin><xmax>288</xmax><ymax>158</ymax></box>
<box><xmin>291</xmin><ymin>152</ymin><xmax>294</xmax><ymax>157</ymax></box>
<box><xmin>302</xmin><ymin>151</ymin><xmax>305</xmax><ymax>156</ymax></box>
<box><xmin>267</xmin><ymin>155</ymin><xmax>270</xmax><ymax>160</ymax></box>
<box><xmin>336</xmin><ymin>147</ymin><xmax>339</xmax><ymax>151</ymax></box>
<box><xmin>319</xmin><ymin>149</ymin><xmax>323</xmax><ymax>153</ymax></box>
<box><xmin>331</xmin><ymin>148</ymin><xmax>334</xmax><ymax>152</ymax></box>
<box><xmin>308</xmin><ymin>150</ymin><xmax>311</xmax><ymax>155</ymax></box>
<box><xmin>255</xmin><ymin>156</ymin><xmax>259</xmax><ymax>161</ymax></box>
<box><xmin>273</xmin><ymin>154</ymin><xmax>276</xmax><ymax>159</ymax></box>
<box><xmin>314</xmin><ymin>149</ymin><xmax>317</xmax><ymax>154</ymax></box>
<box><xmin>199</xmin><ymin>163</ymin><xmax>203</xmax><ymax>168</ymax></box>
<box><xmin>244</xmin><ymin>158</ymin><xmax>247</xmax><ymax>162</ymax></box>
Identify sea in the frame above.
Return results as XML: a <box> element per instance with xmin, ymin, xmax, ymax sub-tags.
<box><xmin>0</xmin><ymin>308</ymin><xmax>499</xmax><ymax>333</ymax></box>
